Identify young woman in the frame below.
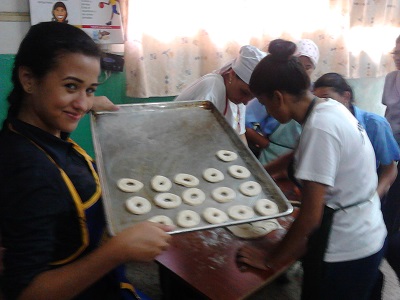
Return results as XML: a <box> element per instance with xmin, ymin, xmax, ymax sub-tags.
<box><xmin>237</xmin><ymin>40</ymin><xmax>387</xmax><ymax>300</ymax></box>
<box><xmin>0</xmin><ymin>22</ymin><xmax>172</xmax><ymax>300</ymax></box>
<box><xmin>245</xmin><ymin>39</ymin><xmax>320</xmax><ymax>163</ymax></box>
<box><xmin>313</xmin><ymin>72</ymin><xmax>400</xmax><ymax>199</ymax></box>
<box><xmin>379</xmin><ymin>34</ymin><xmax>400</xmax><ymax>288</ymax></box>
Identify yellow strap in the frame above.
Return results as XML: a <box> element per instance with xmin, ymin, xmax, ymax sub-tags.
<box><xmin>51</xmin><ymin>169</ymin><xmax>90</xmax><ymax>265</ymax></box>
<box><xmin>68</xmin><ymin>138</ymin><xmax>102</xmax><ymax>209</ymax></box>
<box><xmin>8</xmin><ymin>124</ymin><xmax>100</xmax><ymax>265</ymax></box>
<box><xmin>120</xmin><ymin>282</ymin><xmax>141</xmax><ymax>300</ymax></box>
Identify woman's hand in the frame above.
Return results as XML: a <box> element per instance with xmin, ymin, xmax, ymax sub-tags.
<box><xmin>108</xmin><ymin>221</ymin><xmax>174</xmax><ymax>264</ymax></box>
<box><xmin>236</xmin><ymin>244</ymin><xmax>272</xmax><ymax>271</ymax></box>
<box><xmin>92</xmin><ymin>96</ymin><xmax>119</xmax><ymax>112</ymax></box>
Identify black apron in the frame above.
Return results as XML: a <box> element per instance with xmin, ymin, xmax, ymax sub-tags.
<box><xmin>301</xmin><ymin>199</ymin><xmax>374</xmax><ymax>300</ymax></box>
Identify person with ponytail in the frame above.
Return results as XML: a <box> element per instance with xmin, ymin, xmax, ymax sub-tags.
<box><xmin>237</xmin><ymin>39</ymin><xmax>387</xmax><ymax>300</ymax></box>
<box><xmin>0</xmin><ymin>22</ymin><xmax>172</xmax><ymax>300</ymax></box>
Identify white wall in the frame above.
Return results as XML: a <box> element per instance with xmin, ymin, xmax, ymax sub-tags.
<box><xmin>0</xmin><ymin>0</ymin><xmax>31</xmax><ymax>54</ymax></box>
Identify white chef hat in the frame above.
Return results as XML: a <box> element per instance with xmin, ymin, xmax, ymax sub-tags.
<box><xmin>295</xmin><ymin>39</ymin><xmax>320</xmax><ymax>68</ymax></box>
<box><xmin>216</xmin><ymin>45</ymin><xmax>266</xmax><ymax>84</ymax></box>
<box><xmin>232</xmin><ymin>45</ymin><xmax>266</xmax><ymax>84</ymax></box>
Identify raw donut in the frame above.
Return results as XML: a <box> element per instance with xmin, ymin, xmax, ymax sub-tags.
<box><xmin>176</xmin><ymin>210</ymin><xmax>201</xmax><ymax>228</ymax></box>
<box><xmin>228</xmin><ymin>205</ymin><xmax>255</xmax><ymax>220</ymax></box>
<box><xmin>255</xmin><ymin>198</ymin><xmax>279</xmax><ymax>216</ymax></box>
<box><xmin>154</xmin><ymin>193</ymin><xmax>182</xmax><ymax>209</ymax></box>
<box><xmin>228</xmin><ymin>165</ymin><xmax>251</xmax><ymax>179</ymax></box>
<box><xmin>203</xmin><ymin>207</ymin><xmax>229</xmax><ymax>224</ymax></box>
<box><xmin>182</xmin><ymin>188</ymin><xmax>206</xmax><ymax>206</ymax></box>
<box><xmin>125</xmin><ymin>196</ymin><xmax>151</xmax><ymax>215</ymax></box>
<box><xmin>174</xmin><ymin>173</ymin><xmax>200</xmax><ymax>187</ymax></box>
<box><xmin>227</xmin><ymin>219</ymin><xmax>281</xmax><ymax>239</ymax></box>
<box><xmin>216</xmin><ymin>150</ymin><xmax>238</xmax><ymax>162</ymax></box>
<box><xmin>203</xmin><ymin>168</ymin><xmax>224</xmax><ymax>183</ymax></box>
<box><xmin>151</xmin><ymin>175</ymin><xmax>172</xmax><ymax>192</ymax></box>
<box><xmin>211</xmin><ymin>187</ymin><xmax>236</xmax><ymax>203</ymax></box>
<box><xmin>148</xmin><ymin>215</ymin><xmax>174</xmax><ymax>226</ymax></box>
<box><xmin>117</xmin><ymin>178</ymin><xmax>144</xmax><ymax>193</ymax></box>
<box><xmin>239</xmin><ymin>181</ymin><xmax>262</xmax><ymax>196</ymax></box>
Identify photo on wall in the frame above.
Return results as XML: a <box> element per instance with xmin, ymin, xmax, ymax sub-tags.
<box><xmin>29</xmin><ymin>0</ymin><xmax>124</xmax><ymax>44</ymax></box>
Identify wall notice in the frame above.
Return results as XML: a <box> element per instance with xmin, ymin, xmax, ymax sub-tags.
<box><xmin>29</xmin><ymin>0</ymin><xmax>124</xmax><ymax>44</ymax></box>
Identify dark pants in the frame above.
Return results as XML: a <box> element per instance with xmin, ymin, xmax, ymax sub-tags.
<box><xmin>381</xmin><ymin>163</ymin><xmax>400</xmax><ymax>281</ymax></box>
<box><xmin>386</xmin><ymin>231</ymin><xmax>400</xmax><ymax>281</ymax></box>
<box><xmin>301</xmin><ymin>204</ymin><xmax>386</xmax><ymax>300</ymax></box>
<box><xmin>319</xmin><ymin>244</ymin><xmax>386</xmax><ymax>300</ymax></box>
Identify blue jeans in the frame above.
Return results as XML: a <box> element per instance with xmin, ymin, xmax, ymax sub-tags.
<box><xmin>319</xmin><ymin>242</ymin><xmax>386</xmax><ymax>300</ymax></box>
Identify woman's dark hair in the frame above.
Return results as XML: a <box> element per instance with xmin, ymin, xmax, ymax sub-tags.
<box><xmin>249</xmin><ymin>39</ymin><xmax>310</xmax><ymax>99</ymax></box>
<box><xmin>313</xmin><ymin>72</ymin><xmax>354</xmax><ymax>103</ymax></box>
<box><xmin>7</xmin><ymin>22</ymin><xmax>102</xmax><ymax>118</ymax></box>
<box><xmin>52</xmin><ymin>2</ymin><xmax>68</xmax><ymax>23</ymax></box>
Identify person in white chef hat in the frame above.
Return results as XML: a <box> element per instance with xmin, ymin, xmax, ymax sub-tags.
<box><xmin>295</xmin><ymin>39</ymin><xmax>320</xmax><ymax>81</ymax></box>
<box><xmin>175</xmin><ymin>45</ymin><xmax>266</xmax><ymax>144</ymax></box>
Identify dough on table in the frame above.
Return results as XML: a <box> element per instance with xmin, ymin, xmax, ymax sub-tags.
<box><xmin>211</xmin><ymin>187</ymin><xmax>236</xmax><ymax>203</ymax></box>
<box><xmin>148</xmin><ymin>215</ymin><xmax>174</xmax><ymax>226</ymax></box>
<box><xmin>255</xmin><ymin>198</ymin><xmax>279</xmax><ymax>216</ymax></box>
<box><xmin>176</xmin><ymin>210</ymin><xmax>201</xmax><ymax>228</ymax></box>
<box><xmin>203</xmin><ymin>207</ymin><xmax>229</xmax><ymax>224</ymax></box>
<box><xmin>216</xmin><ymin>150</ymin><xmax>238</xmax><ymax>162</ymax></box>
<box><xmin>182</xmin><ymin>188</ymin><xmax>206</xmax><ymax>206</ymax></box>
<box><xmin>228</xmin><ymin>165</ymin><xmax>251</xmax><ymax>179</ymax></box>
<box><xmin>117</xmin><ymin>178</ymin><xmax>144</xmax><ymax>193</ymax></box>
<box><xmin>174</xmin><ymin>173</ymin><xmax>200</xmax><ymax>187</ymax></box>
<box><xmin>151</xmin><ymin>175</ymin><xmax>172</xmax><ymax>192</ymax></box>
<box><xmin>203</xmin><ymin>168</ymin><xmax>224</xmax><ymax>183</ymax></box>
<box><xmin>154</xmin><ymin>192</ymin><xmax>182</xmax><ymax>209</ymax></box>
<box><xmin>227</xmin><ymin>219</ymin><xmax>282</xmax><ymax>239</ymax></box>
<box><xmin>125</xmin><ymin>196</ymin><xmax>151</xmax><ymax>215</ymax></box>
<box><xmin>228</xmin><ymin>204</ymin><xmax>255</xmax><ymax>220</ymax></box>
<box><xmin>239</xmin><ymin>181</ymin><xmax>262</xmax><ymax>196</ymax></box>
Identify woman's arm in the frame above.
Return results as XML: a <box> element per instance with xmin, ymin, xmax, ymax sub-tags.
<box><xmin>245</xmin><ymin>127</ymin><xmax>270</xmax><ymax>149</ymax></box>
<box><xmin>18</xmin><ymin>222</ymin><xmax>172</xmax><ymax>300</ymax></box>
<box><xmin>377</xmin><ymin>162</ymin><xmax>398</xmax><ymax>198</ymax></box>
<box><xmin>264</xmin><ymin>151</ymin><xmax>294</xmax><ymax>180</ymax></box>
<box><xmin>237</xmin><ymin>180</ymin><xmax>326</xmax><ymax>269</ymax></box>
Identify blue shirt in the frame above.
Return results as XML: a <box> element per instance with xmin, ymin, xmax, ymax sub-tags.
<box><xmin>353</xmin><ymin>105</ymin><xmax>400</xmax><ymax>167</ymax></box>
<box><xmin>245</xmin><ymin>98</ymin><xmax>280</xmax><ymax>135</ymax></box>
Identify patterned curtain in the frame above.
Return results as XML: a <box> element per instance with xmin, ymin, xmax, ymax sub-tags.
<box><xmin>123</xmin><ymin>0</ymin><xmax>400</xmax><ymax>98</ymax></box>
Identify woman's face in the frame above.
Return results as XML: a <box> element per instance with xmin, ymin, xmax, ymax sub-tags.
<box><xmin>393</xmin><ymin>42</ymin><xmax>400</xmax><ymax>70</ymax></box>
<box><xmin>225</xmin><ymin>73</ymin><xmax>254</xmax><ymax>105</ymax></box>
<box><xmin>21</xmin><ymin>53</ymin><xmax>100</xmax><ymax>137</ymax></box>
<box><xmin>53</xmin><ymin>7</ymin><xmax>67</xmax><ymax>22</ymax></box>
<box><xmin>298</xmin><ymin>56</ymin><xmax>315</xmax><ymax>78</ymax></box>
<box><xmin>257</xmin><ymin>94</ymin><xmax>289</xmax><ymax>124</ymax></box>
<box><xmin>313</xmin><ymin>86</ymin><xmax>349</xmax><ymax>108</ymax></box>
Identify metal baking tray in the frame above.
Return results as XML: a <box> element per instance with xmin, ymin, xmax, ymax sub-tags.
<box><xmin>91</xmin><ymin>100</ymin><xmax>293</xmax><ymax>235</ymax></box>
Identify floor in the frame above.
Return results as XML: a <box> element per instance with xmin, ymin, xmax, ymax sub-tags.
<box><xmin>126</xmin><ymin>258</ymin><xmax>400</xmax><ymax>300</ymax></box>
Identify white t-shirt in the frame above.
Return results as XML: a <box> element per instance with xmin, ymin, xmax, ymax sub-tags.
<box><xmin>294</xmin><ymin>99</ymin><xmax>387</xmax><ymax>262</ymax></box>
<box><xmin>174</xmin><ymin>73</ymin><xmax>246</xmax><ymax>135</ymax></box>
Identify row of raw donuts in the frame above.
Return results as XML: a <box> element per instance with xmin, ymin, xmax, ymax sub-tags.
<box><xmin>118</xmin><ymin>164</ymin><xmax>253</xmax><ymax>194</ymax></box>
<box><xmin>125</xmin><ymin>179</ymin><xmax>264</xmax><ymax>216</ymax></box>
<box><xmin>143</xmin><ymin>198</ymin><xmax>279</xmax><ymax>228</ymax></box>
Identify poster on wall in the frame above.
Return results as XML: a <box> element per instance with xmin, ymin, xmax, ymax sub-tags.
<box><xmin>29</xmin><ymin>0</ymin><xmax>124</xmax><ymax>44</ymax></box>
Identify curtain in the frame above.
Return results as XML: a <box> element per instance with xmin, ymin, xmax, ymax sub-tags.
<box><xmin>123</xmin><ymin>0</ymin><xmax>400</xmax><ymax>98</ymax></box>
